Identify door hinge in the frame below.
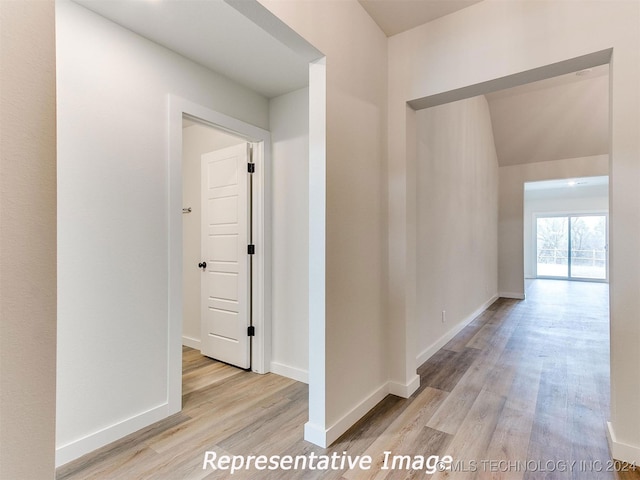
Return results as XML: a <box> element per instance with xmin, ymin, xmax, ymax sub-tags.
<box><xmin>247</xmin><ymin>244</ymin><xmax>255</xmax><ymax>255</ymax></box>
<box><xmin>248</xmin><ymin>163</ymin><xmax>255</xmax><ymax>173</ymax></box>
<box><xmin>247</xmin><ymin>326</ymin><xmax>255</xmax><ymax>337</ymax></box>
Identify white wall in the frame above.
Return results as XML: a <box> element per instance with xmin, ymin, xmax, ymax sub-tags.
<box><xmin>524</xmin><ymin>183</ymin><xmax>609</xmax><ymax>279</ymax></box>
<box><xmin>387</xmin><ymin>1</ymin><xmax>640</xmax><ymax>463</ymax></box>
<box><xmin>257</xmin><ymin>0</ymin><xmax>389</xmax><ymax>445</ymax></box>
<box><xmin>416</xmin><ymin>96</ymin><xmax>498</xmax><ymax>364</ymax></box>
<box><xmin>56</xmin><ymin>0</ymin><xmax>269</xmax><ymax>464</ymax></box>
<box><xmin>0</xmin><ymin>1</ymin><xmax>57</xmax><ymax>478</ymax></box>
<box><xmin>269</xmin><ymin>88</ymin><xmax>310</xmax><ymax>383</ymax></box>
<box><xmin>182</xmin><ymin>124</ymin><xmax>245</xmax><ymax>348</ymax></box>
<box><xmin>499</xmin><ymin>155</ymin><xmax>609</xmax><ymax>295</ymax></box>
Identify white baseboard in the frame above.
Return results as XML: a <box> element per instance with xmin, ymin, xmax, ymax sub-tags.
<box><xmin>304</xmin><ymin>377</ymin><xmax>421</xmax><ymax>449</ymax></box>
<box><xmin>499</xmin><ymin>291</ymin><xmax>525</xmax><ymax>300</ymax></box>
<box><xmin>324</xmin><ymin>382</ymin><xmax>389</xmax><ymax>447</ymax></box>
<box><xmin>182</xmin><ymin>335</ymin><xmax>201</xmax><ymax>350</ymax></box>
<box><xmin>304</xmin><ymin>422</ymin><xmax>328</xmax><ymax>448</ymax></box>
<box><xmin>388</xmin><ymin>375</ymin><xmax>420</xmax><ymax>398</ymax></box>
<box><xmin>56</xmin><ymin>402</ymin><xmax>174</xmax><ymax>467</ymax></box>
<box><xmin>270</xmin><ymin>361</ymin><xmax>308</xmax><ymax>384</ymax></box>
<box><xmin>607</xmin><ymin>422</ymin><xmax>640</xmax><ymax>465</ymax></box>
<box><xmin>416</xmin><ymin>294</ymin><xmax>499</xmax><ymax>367</ymax></box>
<box><xmin>305</xmin><ymin>382</ymin><xmax>391</xmax><ymax>448</ymax></box>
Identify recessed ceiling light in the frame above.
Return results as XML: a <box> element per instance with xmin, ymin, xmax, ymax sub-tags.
<box><xmin>568</xmin><ymin>180</ymin><xmax>577</xmax><ymax>186</ymax></box>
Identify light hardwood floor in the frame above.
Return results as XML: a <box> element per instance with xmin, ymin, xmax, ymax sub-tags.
<box><xmin>57</xmin><ymin>280</ymin><xmax>639</xmax><ymax>479</ymax></box>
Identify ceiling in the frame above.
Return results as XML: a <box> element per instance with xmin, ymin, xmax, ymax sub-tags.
<box><xmin>74</xmin><ymin>0</ymin><xmax>485</xmax><ymax>92</ymax></box>
<box><xmin>485</xmin><ymin>66</ymin><xmax>610</xmax><ymax>167</ymax></box>
<box><xmin>72</xmin><ymin>0</ymin><xmax>309</xmax><ymax>98</ymax></box>
<box><xmin>525</xmin><ymin>176</ymin><xmax>609</xmax><ymax>192</ymax></box>
<box><xmin>358</xmin><ymin>0</ymin><xmax>484</xmax><ymax>36</ymax></box>
<box><xmin>524</xmin><ymin>175</ymin><xmax>609</xmax><ymax>202</ymax></box>
<box><xmin>72</xmin><ymin>0</ymin><xmax>609</xmax><ymax>168</ymax></box>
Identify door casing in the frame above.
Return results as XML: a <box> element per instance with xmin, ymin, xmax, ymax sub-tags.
<box><xmin>168</xmin><ymin>95</ymin><xmax>272</xmax><ymax>413</ymax></box>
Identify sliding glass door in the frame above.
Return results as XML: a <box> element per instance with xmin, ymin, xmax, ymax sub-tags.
<box><xmin>536</xmin><ymin>214</ymin><xmax>607</xmax><ymax>281</ymax></box>
<box><xmin>536</xmin><ymin>217</ymin><xmax>569</xmax><ymax>277</ymax></box>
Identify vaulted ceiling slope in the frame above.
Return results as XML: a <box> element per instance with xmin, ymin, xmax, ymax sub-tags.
<box><xmin>358</xmin><ymin>0</ymin><xmax>484</xmax><ymax>36</ymax></box>
<box><xmin>356</xmin><ymin>0</ymin><xmax>609</xmax><ymax>167</ymax></box>
<box><xmin>485</xmin><ymin>66</ymin><xmax>609</xmax><ymax>167</ymax></box>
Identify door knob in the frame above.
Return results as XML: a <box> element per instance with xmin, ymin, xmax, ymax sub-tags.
<box><xmin>198</xmin><ymin>261</ymin><xmax>207</xmax><ymax>270</ymax></box>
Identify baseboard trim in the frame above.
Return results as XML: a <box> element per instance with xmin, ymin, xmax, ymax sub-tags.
<box><xmin>56</xmin><ymin>402</ymin><xmax>173</xmax><ymax>467</ymax></box>
<box><xmin>325</xmin><ymin>382</ymin><xmax>389</xmax><ymax>446</ymax></box>
<box><xmin>304</xmin><ymin>422</ymin><xmax>328</xmax><ymax>448</ymax></box>
<box><xmin>270</xmin><ymin>361</ymin><xmax>308</xmax><ymax>384</ymax></box>
<box><xmin>607</xmin><ymin>422</ymin><xmax>640</xmax><ymax>465</ymax></box>
<box><xmin>388</xmin><ymin>375</ymin><xmax>420</xmax><ymax>398</ymax></box>
<box><xmin>499</xmin><ymin>291</ymin><xmax>525</xmax><ymax>300</ymax></box>
<box><xmin>304</xmin><ymin>375</ymin><xmax>422</xmax><ymax>448</ymax></box>
<box><xmin>182</xmin><ymin>336</ymin><xmax>201</xmax><ymax>350</ymax></box>
<box><xmin>416</xmin><ymin>294</ymin><xmax>499</xmax><ymax>368</ymax></box>
<box><xmin>304</xmin><ymin>382</ymin><xmax>390</xmax><ymax>448</ymax></box>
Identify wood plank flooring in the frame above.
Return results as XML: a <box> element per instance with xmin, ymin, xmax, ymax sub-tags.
<box><xmin>56</xmin><ymin>280</ymin><xmax>639</xmax><ymax>479</ymax></box>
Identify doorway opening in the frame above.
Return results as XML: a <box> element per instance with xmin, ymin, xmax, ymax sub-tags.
<box><xmin>182</xmin><ymin>117</ymin><xmax>256</xmax><ymax>370</ymax></box>
<box><xmin>524</xmin><ymin>175</ymin><xmax>609</xmax><ymax>283</ymax></box>
<box><xmin>168</xmin><ymin>96</ymin><xmax>272</xmax><ymax>413</ymax></box>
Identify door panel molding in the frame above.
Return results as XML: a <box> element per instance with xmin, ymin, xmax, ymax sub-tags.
<box><xmin>200</xmin><ymin>144</ymin><xmax>250</xmax><ymax>369</ymax></box>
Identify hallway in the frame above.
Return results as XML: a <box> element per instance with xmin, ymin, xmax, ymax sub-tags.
<box><xmin>415</xmin><ymin>279</ymin><xmax>621</xmax><ymax>479</ymax></box>
<box><xmin>57</xmin><ymin>281</ymin><xmax>638</xmax><ymax>479</ymax></box>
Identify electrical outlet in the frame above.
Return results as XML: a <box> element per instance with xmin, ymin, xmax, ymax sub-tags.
<box><xmin>441</xmin><ymin>310</ymin><xmax>446</xmax><ymax>323</ymax></box>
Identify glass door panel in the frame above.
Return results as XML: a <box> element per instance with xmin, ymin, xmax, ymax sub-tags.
<box><xmin>570</xmin><ymin>215</ymin><xmax>607</xmax><ymax>280</ymax></box>
<box><xmin>536</xmin><ymin>217</ymin><xmax>568</xmax><ymax>277</ymax></box>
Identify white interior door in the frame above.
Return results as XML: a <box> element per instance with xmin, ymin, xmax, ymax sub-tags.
<box><xmin>200</xmin><ymin>143</ymin><xmax>251</xmax><ymax>369</ymax></box>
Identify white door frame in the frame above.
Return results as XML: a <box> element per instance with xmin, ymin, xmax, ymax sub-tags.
<box><xmin>167</xmin><ymin>95</ymin><xmax>272</xmax><ymax>412</ymax></box>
